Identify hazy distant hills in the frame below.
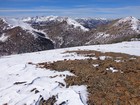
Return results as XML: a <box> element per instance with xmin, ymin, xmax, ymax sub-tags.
<box><xmin>0</xmin><ymin>16</ymin><xmax>140</xmax><ymax>56</ymax></box>
<box><xmin>75</xmin><ymin>18</ymin><xmax>111</xmax><ymax>29</ymax></box>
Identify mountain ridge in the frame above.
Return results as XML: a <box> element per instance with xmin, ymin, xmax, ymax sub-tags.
<box><xmin>0</xmin><ymin>16</ymin><xmax>140</xmax><ymax>56</ymax></box>
<box><xmin>0</xmin><ymin>18</ymin><xmax>54</xmax><ymax>56</ymax></box>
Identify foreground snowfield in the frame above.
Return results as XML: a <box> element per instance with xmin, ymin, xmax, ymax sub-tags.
<box><xmin>0</xmin><ymin>41</ymin><xmax>140</xmax><ymax>105</ymax></box>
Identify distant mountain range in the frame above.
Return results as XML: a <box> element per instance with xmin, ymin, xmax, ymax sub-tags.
<box><xmin>0</xmin><ymin>16</ymin><xmax>140</xmax><ymax>56</ymax></box>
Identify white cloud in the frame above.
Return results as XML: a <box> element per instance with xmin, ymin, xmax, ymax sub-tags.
<box><xmin>0</xmin><ymin>6</ymin><xmax>140</xmax><ymax>18</ymax></box>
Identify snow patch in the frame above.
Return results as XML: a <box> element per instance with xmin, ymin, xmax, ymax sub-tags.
<box><xmin>114</xmin><ymin>59</ymin><xmax>122</xmax><ymax>63</ymax></box>
<box><xmin>66</xmin><ymin>18</ymin><xmax>89</xmax><ymax>31</ymax></box>
<box><xmin>106</xmin><ymin>67</ymin><xmax>118</xmax><ymax>73</ymax></box>
<box><xmin>96</xmin><ymin>32</ymin><xmax>110</xmax><ymax>39</ymax></box>
<box><xmin>99</xmin><ymin>56</ymin><xmax>111</xmax><ymax>60</ymax></box>
<box><xmin>0</xmin><ymin>34</ymin><xmax>9</xmax><ymax>42</ymax></box>
<box><xmin>52</xmin><ymin>85</ymin><xmax>88</xmax><ymax>105</ymax></box>
<box><xmin>93</xmin><ymin>64</ymin><xmax>99</xmax><ymax>67</ymax></box>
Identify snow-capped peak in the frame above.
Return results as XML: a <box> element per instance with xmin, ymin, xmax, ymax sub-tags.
<box><xmin>22</xmin><ymin>15</ymin><xmax>59</xmax><ymax>22</ymax></box>
<box><xmin>114</xmin><ymin>16</ymin><xmax>140</xmax><ymax>32</ymax></box>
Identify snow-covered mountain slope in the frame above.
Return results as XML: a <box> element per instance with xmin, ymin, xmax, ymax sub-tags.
<box><xmin>23</xmin><ymin>16</ymin><xmax>89</xmax><ymax>31</ymax></box>
<box><xmin>0</xmin><ymin>41</ymin><xmax>139</xmax><ymax>105</ymax></box>
<box><xmin>4</xmin><ymin>18</ymin><xmax>34</xmax><ymax>31</ymax></box>
<box><xmin>0</xmin><ymin>18</ymin><xmax>54</xmax><ymax>56</ymax></box>
<box><xmin>86</xmin><ymin>16</ymin><xmax>140</xmax><ymax>45</ymax></box>
<box><xmin>3</xmin><ymin>18</ymin><xmax>47</xmax><ymax>36</ymax></box>
<box><xmin>114</xmin><ymin>16</ymin><xmax>140</xmax><ymax>33</ymax></box>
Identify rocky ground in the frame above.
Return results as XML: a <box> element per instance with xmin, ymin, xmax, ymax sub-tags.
<box><xmin>37</xmin><ymin>50</ymin><xmax>140</xmax><ymax>105</ymax></box>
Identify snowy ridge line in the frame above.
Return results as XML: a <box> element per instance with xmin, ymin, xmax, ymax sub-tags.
<box><xmin>22</xmin><ymin>16</ymin><xmax>89</xmax><ymax>31</ymax></box>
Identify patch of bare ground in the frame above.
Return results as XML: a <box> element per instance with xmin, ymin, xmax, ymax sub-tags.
<box><xmin>37</xmin><ymin>50</ymin><xmax>140</xmax><ymax>105</ymax></box>
<box><xmin>39</xmin><ymin>96</ymin><xmax>57</xmax><ymax>105</ymax></box>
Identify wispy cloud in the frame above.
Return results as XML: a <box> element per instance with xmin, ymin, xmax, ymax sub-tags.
<box><xmin>0</xmin><ymin>6</ymin><xmax>140</xmax><ymax>18</ymax></box>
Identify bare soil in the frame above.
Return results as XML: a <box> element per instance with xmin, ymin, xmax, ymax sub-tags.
<box><xmin>37</xmin><ymin>50</ymin><xmax>140</xmax><ymax>105</ymax></box>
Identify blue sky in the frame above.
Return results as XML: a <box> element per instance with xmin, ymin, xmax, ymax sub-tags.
<box><xmin>0</xmin><ymin>0</ymin><xmax>140</xmax><ymax>18</ymax></box>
